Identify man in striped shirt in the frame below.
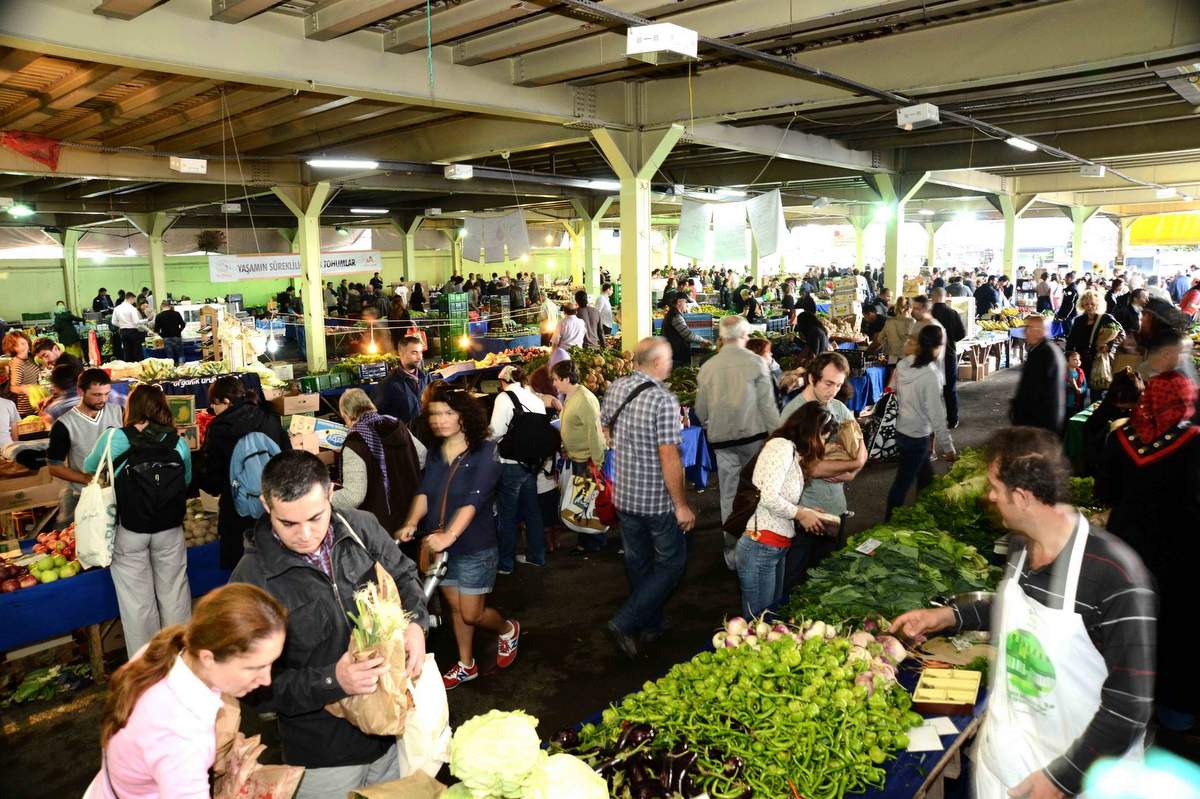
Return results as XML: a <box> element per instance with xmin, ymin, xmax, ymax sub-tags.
<box><xmin>893</xmin><ymin>427</ymin><xmax>1156</xmax><ymax>798</ymax></box>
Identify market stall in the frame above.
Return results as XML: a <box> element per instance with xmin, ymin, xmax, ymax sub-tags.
<box><xmin>845</xmin><ymin>364</ymin><xmax>889</xmax><ymax>413</ymax></box>
<box><xmin>108</xmin><ymin>370</ymin><xmax>264</xmax><ymax>409</ymax></box>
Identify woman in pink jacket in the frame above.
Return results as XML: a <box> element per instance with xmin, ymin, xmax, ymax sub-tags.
<box><xmin>86</xmin><ymin>584</ymin><xmax>287</xmax><ymax>799</ymax></box>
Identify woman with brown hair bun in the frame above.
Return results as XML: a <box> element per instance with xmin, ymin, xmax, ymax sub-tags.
<box><xmin>86</xmin><ymin>583</ymin><xmax>287</xmax><ymax>799</ymax></box>
<box><xmin>84</xmin><ymin>384</ymin><xmax>195</xmax><ymax>655</ymax></box>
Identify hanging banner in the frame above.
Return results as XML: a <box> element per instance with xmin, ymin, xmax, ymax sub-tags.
<box><xmin>462</xmin><ymin>219</ymin><xmax>483</xmax><ymax>263</ymax></box>
<box><xmin>481</xmin><ymin>217</ymin><xmax>506</xmax><ymax>263</ymax></box>
<box><xmin>675</xmin><ymin>198</ymin><xmax>710</xmax><ymax>260</ymax></box>
<box><xmin>500</xmin><ymin>209</ymin><xmax>531</xmax><ymax>259</ymax></box>
<box><xmin>712</xmin><ymin>201</ymin><xmax>747</xmax><ymax>263</ymax></box>
<box><xmin>208</xmin><ymin>251</ymin><xmax>382</xmax><ymax>283</ymax></box>
<box><xmin>746</xmin><ymin>189</ymin><xmax>786</xmax><ymax>258</ymax></box>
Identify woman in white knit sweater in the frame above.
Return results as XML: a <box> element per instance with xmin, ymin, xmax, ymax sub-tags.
<box><xmin>735</xmin><ymin>403</ymin><xmax>836</xmax><ymax>617</ymax></box>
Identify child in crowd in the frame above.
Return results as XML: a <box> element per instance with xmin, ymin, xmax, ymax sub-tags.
<box><xmin>1065</xmin><ymin>350</ymin><xmax>1089</xmax><ymax>417</ymax></box>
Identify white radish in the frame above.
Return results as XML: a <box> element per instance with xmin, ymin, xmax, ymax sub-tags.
<box><xmin>726</xmin><ymin>617</ymin><xmax>749</xmax><ymax>637</ymax></box>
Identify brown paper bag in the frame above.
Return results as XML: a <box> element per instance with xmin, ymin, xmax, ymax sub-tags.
<box><xmin>824</xmin><ymin>420</ymin><xmax>864</xmax><ymax>461</ymax></box>
<box><xmin>349</xmin><ymin>771</ymin><xmax>447</xmax><ymax>799</ymax></box>
<box><xmin>213</xmin><ymin>732</ymin><xmax>305</xmax><ymax>799</ymax></box>
<box><xmin>213</xmin><ymin>693</ymin><xmax>242</xmax><ymax>769</ymax></box>
<box><xmin>325</xmin><ymin>564</ymin><xmax>412</xmax><ymax>736</ymax></box>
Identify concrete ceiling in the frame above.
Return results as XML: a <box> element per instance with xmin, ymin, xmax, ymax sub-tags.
<box><xmin>0</xmin><ymin>0</ymin><xmax>1197</xmax><ymax>235</ymax></box>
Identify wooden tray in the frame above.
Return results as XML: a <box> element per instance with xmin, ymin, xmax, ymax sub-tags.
<box><xmin>913</xmin><ymin>667</ymin><xmax>982</xmax><ymax>716</ymax></box>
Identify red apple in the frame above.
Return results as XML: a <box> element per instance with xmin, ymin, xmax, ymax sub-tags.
<box><xmin>18</xmin><ymin>575</ymin><xmax>37</xmax><ymax>589</ymax></box>
<box><xmin>1</xmin><ymin>579</ymin><xmax>17</xmax><ymax>593</ymax></box>
<box><xmin>36</xmin><ymin>533</ymin><xmax>49</xmax><ymax>544</ymax></box>
<box><xmin>32</xmin><ymin>544</ymin><xmax>47</xmax><ymax>554</ymax></box>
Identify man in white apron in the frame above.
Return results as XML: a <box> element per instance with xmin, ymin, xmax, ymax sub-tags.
<box><xmin>891</xmin><ymin>427</ymin><xmax>1156</xmax><ymax>798</ymax></box>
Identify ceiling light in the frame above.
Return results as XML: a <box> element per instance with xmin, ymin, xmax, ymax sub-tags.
<box><xmin>1005</xmin><ymin>137</ymin><xmax>1039</xmax><ymax>152</ymax></box>
<box><xmin>918</xmin><ymin>208</ymin><xmax>936</xmax><ymax>216</ymax></box>
<box><xmin>590</xmin><ymin>179</ymin><xmax>621</xmax><ymax>191</ymax></box>
<box><xmin>123</xmin><ymin>246</ymin><xmax>136</xmax><ymax>256</ymax></box>
<box><xmin>956</xmin><ymin>211</ymin><xmax>976</xmax><ymax>223</ymax></box>
<box><xmin>307</xmin><ymin>158</ymin><xmax>379</xmax><ymax>170</ymax></box>
<box><xmin>874</xmin><ymin>203</ymin><xmax>894</xmax><ymax>221</ymax></box>
<box><xmin>1156</xmin><ymin>187</ymin><xmax>1179</xmax><ymax>199</ymax></box>
<box><xmin>7</xmin><ymin>203</ymin><xmax>34</xmax><ymax>218</ymax></box>
<box><xmin>714</xmin><ymin>188</ymin><xmax>748</xmax><ymax>198</ymax></box>
<box><xmin>92</xmin><ymin>252</ymin><xmax>107</xmax><ymax>264</ymax></box>
<box><xmin>335</xmin><ymin>225</ymin><xmax>349</xmax><ymax>236</ymax></box>
<box><xmin>1183</xmin><ymin>194</ymin><xmax>1195</xmax><ymax>202</ymax></box>
<box><xmin>812</xmin><ymin>197</ymin><xmax>831</xmax><ymax>209</ymax></box>
<box><xmin>545</xmin><ymin>232</ymin><xmax>555</xmax><ymax>244</ymax></box>
<box><xmin>349</xmin><ymin>208</ymin><xmax>388</xmax><ymax>215</ymax></box>
<box><xmin>444</xmin><ymin>164</ymin><xmax>473</xmax><ymax>180</ymax></box>
<box><xmin>1080</xmin><ymin>164</ymin><xmax>1106</xmax><ymax>178</ymax></box>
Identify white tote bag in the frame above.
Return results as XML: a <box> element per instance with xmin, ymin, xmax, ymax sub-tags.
<box><xmin>398</xmin><ymin>653</ymin><xmax>451</xmax><ymax>778</ymax></box>
<box><xmin>75</xmin><ymin>433</ymin><xmax>118</xmax><ymax>569</ymax></box>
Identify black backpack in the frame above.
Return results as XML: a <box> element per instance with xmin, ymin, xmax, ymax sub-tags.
<box><xmin>497</xmin><ymin>391</ymin><xmax>561</xmax><ymax>470</ymax></box>
<box><xmin>114</xmin><ymin>426</ymin><xmax>188</xmax><ymax>534</ymax></box>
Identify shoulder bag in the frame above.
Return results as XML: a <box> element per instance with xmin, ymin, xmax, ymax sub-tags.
<box><xmin>75</xmin><ymin>432</ymin><xmax>118</xmax><ymax>568</ymax></box>
<box><xmin>418</xmin><ymin>452</ymin><xmax>466</xmax><ymax>575</ymax></box>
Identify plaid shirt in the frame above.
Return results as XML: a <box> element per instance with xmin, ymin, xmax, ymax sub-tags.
<box><xmin>601</xmin><ymin>371</ymin><xmax>682</xmax><ymax>515</ymax></box>
<box><xmin>274</xmin><ymin>524</ymin><xmax>335</xmax><ymax>578</ymax></box>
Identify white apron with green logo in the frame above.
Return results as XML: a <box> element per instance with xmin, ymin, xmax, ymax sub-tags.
<box><xmin>974</xmin><ymin>517</ymin><xmax>1142</xmax><ymax>797</ymax></box>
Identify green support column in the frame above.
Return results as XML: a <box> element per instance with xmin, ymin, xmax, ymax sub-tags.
<box><xmin>1114</xmin><ymin>217</ymin><xmax>1133</xmax><ymax>266</ymax></box>
<box><xmin>571</xmin><ymin>197</ymin><xmax>614</xmax><ymax>296</ymax></box>
<box><xmin>749</xmin><ymin>236</ymin><xmax>761</xmax><ymax>286</ymax></box>
<box><xmin>867</xmin><ymin>173</ymin><xmax>929</xmax><ymax>296</ymax></box>
<box><xmin>563</xmin><ymin>221</ymin><xmax>584</xmax><ymax>286</ymax></box>
<box><xmin>988</xmin><ymin>194</ymin><xmax>1035</xmax><ymax>280</ymax></box>
<box><xmin>923</xmin><ymin>222</ymin><xmax>943</xmax><ymax>270</ymax></box>
<box><xmin>389</xmin><ymin>215</ymin><xmax>423</xmax><ymax>283</ymax></box>
<box><xmin>127</xmin><ymin>211</ymin><xmax>172</xmax><ymax>305</ymax></box>
<box><xmin>274</xmin><ymin>183</ymin><xmax>332</xmax><ymax>372</ymax></box>
<box><xmin>1062</xmin><ymin>205</ymin><xmax>1099</xmax><ymax>273</ymax></box>
<box><xmin>50</xmin><ymin>228</ymin><xmax>83</xmax><ymax>314</ymax></box>
<box><xmin>846</xmin><ymin>208</ymin><xmax>871</xmax><ymax>270</ymax></box>
<box><xmin>277</xmin><ymin>228</ymin><xmax>299</xmax><ymax>253</ymax></box>
<box><xmin>593</xmin><ymin>125</ymin><xmax>684</xmax><ymax>352</ymax></box>
<box><xmin>441</xmin><ymin>229</ymin><xmax>463</xmax><ymax>277</ymax></box>
<box><xmin>664</xmin><ymin>227</ymin><xmax>675</xmax><ymax>271</ymax></box>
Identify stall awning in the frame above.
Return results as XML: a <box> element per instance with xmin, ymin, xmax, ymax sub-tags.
<box><xmin>1128</xmin><ymin>213</ymin><xmax>1200</xmax><ymax>246</ymax></box>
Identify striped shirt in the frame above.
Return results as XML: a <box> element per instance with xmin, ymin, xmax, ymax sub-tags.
<box><xmin>953</xmin><ymin>525</ymin><xmax>1156</xmax><ymax>796</ymax></box>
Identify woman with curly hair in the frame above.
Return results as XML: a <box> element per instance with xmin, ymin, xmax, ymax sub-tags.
<box><xmin>396</xmin><ymin>383</ymin><xmax>518</xmax><ymax>690</ymax></box>
<box><xmin>5</xmin><ymin>330</ymin><xmax>43</xmax><ymax>416</ymax></box>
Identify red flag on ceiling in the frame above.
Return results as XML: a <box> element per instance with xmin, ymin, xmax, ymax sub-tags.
<box><xmin>0</xmin><ymin>130</ymin><xmax>62</xmax><ymax>171</ymax></box>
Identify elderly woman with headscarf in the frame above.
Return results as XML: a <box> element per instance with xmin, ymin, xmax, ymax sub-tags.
<box><xmin>1097</xmin><ymin>345</ymin><xmax>1199</xmax><ymax>732</ymax></box>
<box><xmin>332</xmin><ymin>388</ymin><xmax>426</xmax><ymax>535</ymax></box>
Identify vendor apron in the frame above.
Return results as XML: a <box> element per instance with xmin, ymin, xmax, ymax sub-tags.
<box><xmin>974</xmin><ymin>517</ymin><xmax>1142</xmax><ymax>798</ymax></box>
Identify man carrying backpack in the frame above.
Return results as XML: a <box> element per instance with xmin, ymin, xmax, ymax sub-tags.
<box><xmin>82</xmin><ymin>385</ymin><xmax>193</xmax><ymax>656</ymax></box>
<box><xmin>200</xmin><ymin>376</ymin><xmax>291</xmax><ymax>569</ymax></box>
<box><xmin>489</xmin><ymin>366</ymin><xmax>560</xmax><ymax>572</ymax></box>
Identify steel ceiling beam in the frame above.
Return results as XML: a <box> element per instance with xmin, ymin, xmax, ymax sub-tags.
<box><xmin>210</xmin><ymin>0</ymin><xmax>281</xmax><ymax>23</ymax></box>
<box><xmin>94</xmin><ymin>0</ymin><xmax>174</xmax><ymax>19</ymax></box>
<box><xmin>304</xmin><ymin>0</ymin><xmax>425</xmax><ymax>41</ymax></box>
<box><xmin>46</xmin><ymin>76</ymin><xmax>220</xmax><ymax>141</ymax></box>
<box><xmin>153</xmin><ymin>95</ymin><xmax>367</xmax><ymax>152</ymax></box>
<box><xmin>101</xmin><ymin>85</ymin><xmax>292</xmax><ymax>147</ymax></box>
<box><xmin>383</xmin><ymin>0</ymin><xmax>549</xmax><ymax>55</ymax></box>
<box><xmin>368</xmin><ymin>117</ymin><xmax>591</xmax><ymax>163</ymax></box>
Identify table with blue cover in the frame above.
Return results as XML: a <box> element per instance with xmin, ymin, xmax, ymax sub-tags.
<box><xmin>845</xmin><ymin>364</ymin><xmax>888</xmax><ymax>413</ymax></box>
<box><xmin>0</xmin><ymin>541</ymin><xmax>229</xmax><ymax>654</ymax></box>
<box><xmin>474</xmin><ymin>333</ymin><xmax>542</xmax><ymax>355</ymax></box>
<box><xmin>816</xmin><ymin>302</ymin><xmax>832</xmax><ymax>314</ymax></box>
<box><xmin>109</xmin><ymin>372</ymin><xmax>263</xmax><ymax>410</ymax></box>
<box><xmin>600</xmin><ymin>425</ymin><xmax>713</xmax><ymax>489</ymax></box>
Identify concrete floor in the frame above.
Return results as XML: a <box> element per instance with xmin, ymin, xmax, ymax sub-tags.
<box><xmin>2</xmin><ymin>368</ymin><xmax>1191</xmax><ymax>796</ymax></box>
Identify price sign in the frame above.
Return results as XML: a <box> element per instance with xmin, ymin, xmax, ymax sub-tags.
<box><xmin>855</xmin><ymin>538</ymin><xmax>883</xmax><ymax>556</ymax></box>
<box><xmin>357</xmin><ymin>362</ymin><xmax>390</xmax><ymax>383</ymax></box>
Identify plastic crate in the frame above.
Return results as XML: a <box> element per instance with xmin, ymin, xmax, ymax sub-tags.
<box><xmin>298</xmin><ymin>376</ymin><xmax>320</xmax><ymax>393</ymax></box>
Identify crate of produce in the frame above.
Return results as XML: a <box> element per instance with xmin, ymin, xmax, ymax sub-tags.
<box><xmin>182</xmin><ymin>500</ymin><xmax>218</xmax><ymax>548</ymax></box>
<box><xmin>297</xmin><ymin>375</ymin><xmax>320</xmax><ymax>393</ymax></box>
<box><xmin>912</xmin><ymin>667</ymin><xmax>982</xmax><ymax>716</ymax></box>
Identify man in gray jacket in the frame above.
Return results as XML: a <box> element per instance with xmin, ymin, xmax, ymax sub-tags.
<box><xmin>695</xmin><ymin>315</ymin><xmax>781</xmax><ymax>570</ymax></box>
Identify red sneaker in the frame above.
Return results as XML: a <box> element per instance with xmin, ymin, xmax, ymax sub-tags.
<box><xmin>497</xmin><ymin>620</ymin><xmax>520</xmax><ymax>669</ymax></box>
<box><xmin>442</xmin><ymin>660</ymin><xmax>478</xmax><ymax>690</ymax></box>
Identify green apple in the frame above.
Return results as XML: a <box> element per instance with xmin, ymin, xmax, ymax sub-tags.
<box><xmin>38</xmin><ymin>569</ymin><xmax>58</xmax><ymax>583</ymax></box>
<box><xmin>52</xmin><ymin>554</ymin><xmax>67</xmax><ymax>568</ymax></box>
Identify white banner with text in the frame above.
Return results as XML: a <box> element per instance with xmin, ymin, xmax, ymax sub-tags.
<box><xmin>208</xmin><ymin>251</ymin><xmax>383</xmax><ymax>283</ymax></box>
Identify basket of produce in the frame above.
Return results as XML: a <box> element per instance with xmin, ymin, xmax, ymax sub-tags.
<box><xmin>183</xmin><ymin>499</ymin><xmax>219</xmax><ymax>548</ymax></box>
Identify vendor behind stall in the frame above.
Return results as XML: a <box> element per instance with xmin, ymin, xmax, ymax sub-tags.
<box><xmin>891</xmin><ymin>427</ymin><xmax>1156</xmax><ymax>799</ymax></box>
<box><xmin>52</xmin><ymin>300</ymin><xmax>84</xmax><ymax>358</ymax></box>
<box><xmin>45</xmin><ymin>368</ymin><xmax>124</xmax><ymax>523</ymax></box>
<box><xmin>5</xmin><ymin>330</ymin><xmax>44</xmax><ymax>416</ymax></box>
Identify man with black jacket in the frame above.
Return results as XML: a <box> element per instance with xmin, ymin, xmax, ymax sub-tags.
<box><xmin>931</xmin><ymin>287</ymin><xmax>966</xmax><ymax>428</ymax></box>
<box><xmin>153</xmin><ymin>301</ymin><xmax>187</xmax><ymax>365</ymax></box>
<box><xmin>662</xmin><ymin>294</ymin><xmax>711</xmax><ymax>370</ymax></box>
<box><xmin>1010</xmin><ymin>314</ymin><xmax>1066</xmax><ymax>433</ymax></box>
<box><xmin>232</xmin><ymin>451</ymin><xmax>428</xmax><ymax>799</ymax></box>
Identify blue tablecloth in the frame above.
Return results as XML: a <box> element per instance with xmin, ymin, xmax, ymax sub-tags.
<box><xmin>475</xmin><ymin>334</ymin><xmax>542</xmax><ymax>355</ymax></box>
<box><xmin>109</xmin><ymin>372</ymin><xmax>263</xmax><ymax>410</ymax></box>
<box><xmin>816</xmin><ymin>302</ymin><xmax>831</xmax><ymax>314</ymax></box>
<box><xmin>845</xmin><ymin>364</ymin><xmax>888</xmax><ymax>412</ymax></box>
<box><xmin>837</xmin><ymin>341</ymin><xmax>859</xmax><ymax>350</ymax></box>
<box><xmin>0</xmin><ymin>542</ymin><xmax>229</xmax><ymax>652</ymax></box>
<box><xmin>601</xmin><ymin>425</ymin><xmax>712</xmax><ymax>489</ymax></box>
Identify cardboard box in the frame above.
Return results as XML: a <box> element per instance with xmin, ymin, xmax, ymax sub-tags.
<box><xmin>290</xmin><ymin>431</ymin><xmax>319</xmax><ymax>454</ymax></box>
<box><xmin>167</xmin><ymin>395</ymin><xmax>196</xmax><ymax>427</ymax></box>
<box><xmin>316</xmin><ymin>450</ymin><xmax>336</xmax><ymax>467</ymax></box>
<box><xmin>288</xmin><ymin>414</ymin><xmax>317</xmax><ymax>435</ymax></box>
<box><xmin>269</xmin><ymin>392</ymin><xmax>319</xmax><ymax>415</ymax></box>
<box><xmin>831</xmin><ymin>300</ymin><xmax>862</xmax><ymax>317</ymax></box>
<box><xmin>262</xmin><ymin>384</ymin><xmax>288</xmax><ymax>402</ymax></box>
<box><xmin>313</xmin><ymin>418</ymin><xmax>348</xmax><ymax>450</ymax></box>
<box><xmin>0</xmin><ymin>475</ymin><xmax>61</xmax><ymax>513</ymax></box>
<box><xmin>0</xmin><ymin>466</ymin><xmax>52</xmax><ymax>492</ymax></box>
<box><xmin>177</xmin><ymin>424</ymin><xmax>200</xmax><ymax>451</ymax></box>
<box><xmin>268</xmin><ymin>363</ymin><xmax>294</xmax><ymax>381</ymax></box>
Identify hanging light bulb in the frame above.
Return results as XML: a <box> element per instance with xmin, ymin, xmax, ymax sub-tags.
<box><xmin>266</xmin><ymin>336</ymin><xmax>280</xmax><ymax>354</ymax></box>
<box><xmin>458</xmin><ymin>334</ymin><xmax>471</xmax><ymax>350</ymax></box>
<box><xmin>367</xmin><ymin>335</ymin><xmax>379</xmax><ymax>354</ymax></box>
<box><xmin>123</xmin><ymin>245</ymin><xmax>136</xmax><ymax>257</ymax></box>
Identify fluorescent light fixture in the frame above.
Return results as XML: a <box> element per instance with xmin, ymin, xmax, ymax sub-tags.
<box><xmin>1005</xmin><ymin>136</ymin><xmax>1039</xmax><ymax>152</ymax></box>
<box><xmin>714</xmin><ymin>188</ymin><xmax>748</xmax><ymax>198</ymax></box>
<box><xmin>1156</xmin><ymin>187</ymin><xmax>1179</xmax><ymax>198</ymax></box>
<box><xmin>307</xmin><ymin>158</ymin><xmax>379</xmax><ymax>170</ymax></box>
<box><xmin>1183</xmin><ymin>194</ymin><xmax>1195</xmax><ymax>202</ymax></box>
<box><xmin>590</xmin><ymin>179</ymin><xmax>621</xmax><ymax>191</ymax></box>
<box><xmin>918</xmin><ymin>208</ymin><xmax>936</xmax><ymax>216</ymax></box>
<box><xmin>335</xmin><ymin>225</ymin><xmax>349</xmax><ymax>236</ymax></box>
<box><xmin>349</xmin><ymin>208</ymin><xmax>388</xmax><ymax>215</ymax></box>
<box><xmin>92</xmin><ymin>252</ymin><xmax>108</xmax><ymax>264</ymax></box>
<box><xmin>7</xmin><ymin>203</ymin><xmax>33</xmax><ymax>218</ymax></box>
<box><xmin>874</xmin><ymin>203</ymin><xmax>894</xmax><ymax>221</ymax></box>
<box><xmin>123</xmin><ymin>246</ymin><xmax>136</xmax><ymax>256</ymax></box>
<box><xmin>956</xmin><ymin>211</ymin><xmax>976</xmax><ymax>223</ymax></box>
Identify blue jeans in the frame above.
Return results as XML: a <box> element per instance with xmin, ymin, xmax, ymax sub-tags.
<box><xmin>735</xmin><ymin>537</ymin><xmax>787</xmax><ymax>618</ymax></box>
<box><xmin>885</xmin><ymin>432</ymin><xmax>933</xmax><ymax>520</ymax></box>
<box><xmin>612</xmin><ymin>511</ymin><xmax>687</xmax><ymax>637</ymax></box>
<box><xmin>496</xmin><ymin>463</ymin><xmax>545</xmax><ymax>570</ymax></box>
<box><xmin>163</xmin><ymin>337</ymin><xmax>184</xmax><ymax>365</ymax></box>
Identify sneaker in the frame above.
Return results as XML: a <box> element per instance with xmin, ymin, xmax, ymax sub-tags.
<box><xmin>497</xmin><ymin>620</ymin><xmax>520</xmax><ymax>668</ymax></box>
<box><xmin>605</xmin><ymin>621</ymin><xmax>639</xmax><ymax>659</ymax></box>
<box><xmin>515</xmin><ymin>554</ymin><xmax>545</xmax><ymax>567</ymax></box>
<box><xmin>640</xmin><ymin>619</ymin><xmax>672</xmax><ymax>644</ymax></box>
<box><xmin>497</xmin><ymin>568</ymin><xmax>513</xmax><ymax>576</ymax></box>
<box><xmin>442</xmin><ymin>660</ymin><xmax>478</xmax><ymax>690</ymax></box>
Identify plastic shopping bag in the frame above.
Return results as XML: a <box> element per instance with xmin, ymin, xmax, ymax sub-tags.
<box><xmin>75</xmin><ymin>434</ymin><xmax>117</xmax><ymax>568</ymax></box>
<box><xmin>400</xmin><ymin>653</ymin><xmax>451</xmax><ymax>779</ymax></box>
<box><xmin>558</xmin><ymin>463</ymin><xmax>608</xmax><ymax>534</ymax></box>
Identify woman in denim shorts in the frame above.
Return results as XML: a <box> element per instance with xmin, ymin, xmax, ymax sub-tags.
<box><xmin>398</xmin><ymin>384</ymin><xmax>521</xmax><ymax>690</ymax></box>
